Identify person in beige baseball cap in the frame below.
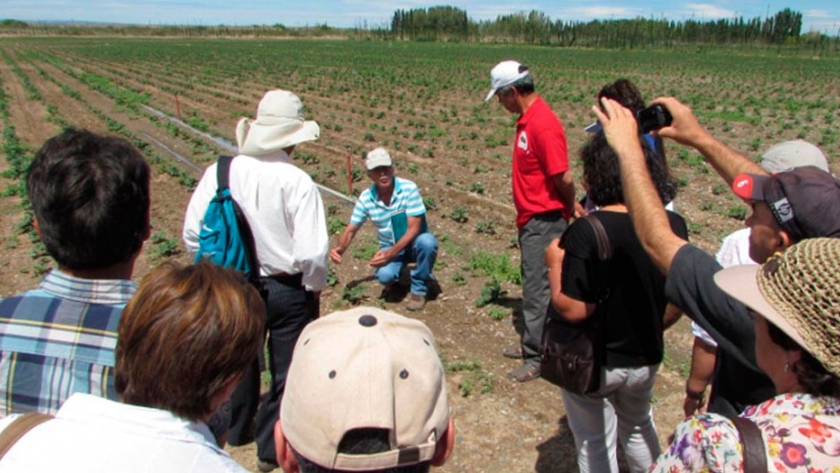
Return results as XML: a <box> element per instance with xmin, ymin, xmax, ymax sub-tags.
<box><xmin>650</xmin><ymin>238</ymin><xmax>840</xmax><ymax>471</ymax></box>
<box><xmin>275</xmin><ymin>306</ymin><xmax>455</xmax><ymax>473</ymax></box>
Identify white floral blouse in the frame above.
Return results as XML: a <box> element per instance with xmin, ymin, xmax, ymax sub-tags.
<box><xmin>649</xmin><ymin>393</ymin><xmax>840</xmax><ymax>472</ymax></box>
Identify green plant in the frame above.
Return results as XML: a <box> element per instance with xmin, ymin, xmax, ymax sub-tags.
<box><xmin>341</xmin><ymin>284</ymin><xmax>367</xmax><ymax>305</ymax></box>
<box><xmin>726</xmin><ymin>205</ymin><xmax>748</xmax><ymax>221</ymax></box>
<box><xmin>451</xmin><ymin>272</ymin><xmax>467</xmax><ymax>286</ymax></box>
<box><xmin>150</xmin><ymin>231</ymin><xmax>181</xmax><ymax>259</ymax></box>
<box><xmin>351</xmin><ymin>241</ymin><xmax>379</xmax><ymax>261</ymax></box>
<box><xmin>476</xmin><ymin>279</ymin><xmax>506</xmax><ymax>307</ymax></box>
<box><xmin>450</xmin><ymin>208</ymin><xmax>469</xmax><ymax>223</ymax></box>
<box><xmin>468</xmin><ymin>251</ymin><xmax>521</xmax><ymax>285</ymax></box>
<box><xmin>488</xmin><ymin>306</ymin><xmax>508</xmax><ymax>321</ymax></box>
<box><xmin>422</xmin><ymin>196</ymin><xmax>437</xmax><ymax>210</ymax></box>
<box><xmin>327</xmin><ymin>217</ymin><xmax>345</xmax><ymax>235</ymax></box>
<box><xmin>475</xmin><ymin>220</ymin><xmax>496</xmax><ymax>235</ymax></box>
<box><xmin>469</xmin><ymin>182</ymin><xmax>485</xmax><ymax>194</ymax></box>
<box><xmin>326</xmin><ymin>269</ymin><xmax>339</xmax><ymax>287</ymax></box>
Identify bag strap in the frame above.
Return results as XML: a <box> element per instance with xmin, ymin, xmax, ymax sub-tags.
<box><xmin>217</xmin><ymin>155</ymin><xmax>234</xmax><ymax>192</ymax></box>
<box><xmin>584</xmin><ymin>214</ymin><xmax>612</xmax><ymax>261</ymax></box>
<box><xmin>0</xmin><ymin>412</ymin><xmax>54</xmax><ymax>461</ymax></box>
<box><xmin>725</xmin><ymin>414</ymin><xmax>768</xmax><ymax>473</ymax></box>
<box><xmin>216</xmin><ymin>155</ymin><xmax>260</xmax><ymax>281</ymax></box>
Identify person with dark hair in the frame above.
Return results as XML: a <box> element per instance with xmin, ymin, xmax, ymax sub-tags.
<box><xmin>0</xmin><ymin>128</ymin><xmax>150</xmax><ymax>417</ymax></box>
<box><xmin>484</xmin><ymin>60</ymin><xmax>581</xmax><ymax>383</ymax></box>
<box><xmin>584</xmin><ymin>79</ymin><xmax>673</xmax><ymax>212</ymax></box>
<box><xmin>650</xmin><ymin>238</ymin><xmax>840</xmax><ymax>471</ymax></box>
<box><xmin>544</xmin><ymin>133</ymin><xmax>686</xmax><ymax>472</ymax></box>
<box><xmin>275</xmin><ymin>307</ymin><xmax>455</xmax><ymax>473</ymax></box>
<box><xmin>183</xmin><ymin>89</ymin><xmax>330</xmax><ymax>471</ymax></box>
<box><xmin>0</xmin><ymin>261</ymin><xmax>265</xmax><ymax>471</ymax></box>
<box><xmin>593</xmin><ymin>95</ymin><xmax>840</xmax><ymax>424</ymax></box>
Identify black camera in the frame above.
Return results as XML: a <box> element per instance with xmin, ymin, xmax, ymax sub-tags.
<box><xmin>636</xmin><ymin>104</ymin><xmax>672</xmax><ymax>134</ymax></box>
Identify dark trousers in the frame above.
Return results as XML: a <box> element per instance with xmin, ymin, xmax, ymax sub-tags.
<box><xmin>227</xmin><ymin>273</ymin><xmax>318</xmax><ymax>463</ymax></box>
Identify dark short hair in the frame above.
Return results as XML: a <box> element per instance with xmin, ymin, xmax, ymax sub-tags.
<box><xmin>294</xmin><ymin>428</ymin><xmax>431</xmax><ymax>473</ymax></box>
<box><xmin>115</xmin><ymin>261</ymin><xmax>265</xmax><ymax>421</ymax></box>
<box><xmin>597</xmin><ymin>78</ymin><xmax>646</xmax><ymax>113</ymax></box>
<box><xmin>26</xmin><ymin>129</ymin><xmax>150</xmax><ymax>270</ymax></box>
<box><xmin>582</xmin><ymin>132</ymin><xmax>676</xmax><ymax>207</ymax></box>
<box><xmin>766</xmin><ymin>322</ymin><xmax>840</xmax><ymax>397</ymax></box>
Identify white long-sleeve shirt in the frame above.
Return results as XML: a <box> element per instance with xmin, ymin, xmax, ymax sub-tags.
<box><xmin>183</xmin><ymin>151</ymin><xmax>328</xmax><ymax>291</ymax></box>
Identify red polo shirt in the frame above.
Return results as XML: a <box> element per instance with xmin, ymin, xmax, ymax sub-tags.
<box><xmin>511</xmin><ymin>96</ymin><xmax>569</xmax><ymax>228</ymax></box>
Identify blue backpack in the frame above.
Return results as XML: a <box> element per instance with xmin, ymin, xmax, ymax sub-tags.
<box><xmin>194</xmin><ymin>156</ymin><xmax>259</xmax><ymax>280</ymax></box>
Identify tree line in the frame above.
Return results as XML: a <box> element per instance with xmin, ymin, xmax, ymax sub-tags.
<box><xmin>389</xmin><ymin>7</ymin><xmax>838</xmax><ymax>53</ymax></box>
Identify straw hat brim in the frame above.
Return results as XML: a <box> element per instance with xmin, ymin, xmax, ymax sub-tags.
<box><xmin>714</xmin><ymin>264</ymin><xmax>811</xmax><ymax>353</ymax></box>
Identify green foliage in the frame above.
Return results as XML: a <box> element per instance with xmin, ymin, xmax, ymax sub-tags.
<box><xmin>150</xmin><ymin>231</ymin><xmax>181</xmax><ymax>259</ymax></box>
<box><xmin>422</xmin><ymin>196</ymin><xmax>437</xmax><ymax>211</ymax></box>
<box><xmin>450</xmin><ymin>208</ymin><xmax>469</xmax><ymax>223</ymax></box>
<box><xmin>351</xmin><ymin>240</ymin><xmax>379</xmax><ymax>261</ymax></box>
<box><xmin>475</xmin><ymin>220</ymin><xmax>496</xmax><ymax>235</ymax></box>
<box><xmin>469</xmin><ymin>182</ymin><xmax>485</xmax><ymax>194</ymax></box>
<box><xmin>451</xmin><ymin>272</ymin><xmax>467</xmax><ymax>286</ymax></box>
<box><xmin>476</xmin><ymin>279</ymin><xmax>506</xmax><ymax>307</ymax></box>
<box><xmin>327</xmin><ymin>217</ymin><xmax>346</xmax><ymax>235</ymax></box>
<box><xmin>488</xmin><ymin>306</ymin><xmax>509</xmax><ymax>321</ymax></box>
<box><xmin>341</xmin><ymin>284</ymin><xmax>367</xmax><ymax>305</ymax></box>
<box><xmin>467</xmin><ymin>250</ymin><xmax>521</xmax><ymax>285</ymax></box>
<box><xmin>726</xmin><ymin>205</ymin><xmax>748</xmax><ymax>221</ymax></box>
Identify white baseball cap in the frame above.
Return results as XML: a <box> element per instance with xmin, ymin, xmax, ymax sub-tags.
<box><xmin>484</xmin><ymin>60</ymin><xmax>530</xmax><ymax>102</ymax></box>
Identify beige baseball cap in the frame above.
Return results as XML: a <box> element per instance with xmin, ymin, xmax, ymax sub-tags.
<box><xmin>280</xmin><ymin>306</ymin><xmax>450</xmax><ymax>471</ymax></box>
<box><xmin>365</xmin><ymin>148</ymin><xmax>393</xmax><ymax>170</ymax></box>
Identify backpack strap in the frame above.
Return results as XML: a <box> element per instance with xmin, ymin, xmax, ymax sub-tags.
<box><xmin>216</xmin><ymin>155</ymin><xmax>260</xmax><ymax>281</ymax></box>
<box><xmin>217</xmin><ymin>155</ymin><xmax>234</xmax><ymax>193</ymax></box>
<box><xmin>725</xmin><ymin>414</ymin><xmax>768</xmax><ymax>473</ymax></box>
<box><xmin>0</xmin><ymin>413</ymin><xmax>54</xmax><ymax>461</ymax></box>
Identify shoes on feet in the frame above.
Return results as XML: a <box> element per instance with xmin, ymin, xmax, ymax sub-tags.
<box><xmin>506</xmin><ymin>363</ymin><xmax>540</xmax><ymax>383</ymax></box>
<box><xmin>502</xmin><ymin>345</ymin><xmax>524</xmax><ymax>359</ymax></box>
<box><xmin>406</xmin><ymin>293</ymin><xmax>426</xmax><ymax>311</ymax></box>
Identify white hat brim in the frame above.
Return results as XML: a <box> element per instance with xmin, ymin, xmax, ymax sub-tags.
<box><xmin>239</xmin><ymin>120</ymin><xmax>320</xmax><ymax>156</ymax></box>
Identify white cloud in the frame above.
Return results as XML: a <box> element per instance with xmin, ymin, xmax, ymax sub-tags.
<box><xmin>684</xmin><ymin>3</ymin><xmax>736</xmax><ymax>19</ymax></box>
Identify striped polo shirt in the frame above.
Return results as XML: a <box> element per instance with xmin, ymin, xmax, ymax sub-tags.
<box><xmin>350</xmin><ymin>177</ymin><xmax>428</xmax><ymax>248</ymax></box>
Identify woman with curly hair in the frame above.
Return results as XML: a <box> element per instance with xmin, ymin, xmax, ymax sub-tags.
<box><xmin>650</xmin><ymin>237</ymin><xmax>840</xmax><ymax>472</ymax></box>
<box><xmin>545</xmin><ymin>131</ymin><xmax>685</xmax><ymax>472</ymax></box>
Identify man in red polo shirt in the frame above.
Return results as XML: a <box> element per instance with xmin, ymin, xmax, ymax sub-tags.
<box><xmin>485</xmin><ymin>60</ymin><xmax>580</xmax><ymax>382</ymax></box>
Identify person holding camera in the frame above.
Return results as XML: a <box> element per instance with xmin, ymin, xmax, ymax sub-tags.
<box><xmin>545</xmin><ymin>131</ymin><xmax>687</xmax><ymax>472</ymax></box>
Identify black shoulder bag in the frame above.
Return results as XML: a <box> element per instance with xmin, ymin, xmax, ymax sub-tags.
<box><xmin>540</xmin><ymin>214</ymin><xmax>611</xmax><ymax>394</ymax></box>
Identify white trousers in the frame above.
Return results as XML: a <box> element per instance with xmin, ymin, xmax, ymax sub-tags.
<box><xmin>561</xmin><ymin>364</ymin><xmax>661</xmax><ymax>473</ymax></box>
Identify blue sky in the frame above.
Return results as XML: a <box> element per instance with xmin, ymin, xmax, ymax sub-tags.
<box><xmin>6</xmin><ymin>1</ymin><xmax>839</xmax><ymax>34</ymax></box>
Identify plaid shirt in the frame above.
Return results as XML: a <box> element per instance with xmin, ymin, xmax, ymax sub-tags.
<box><xmin>0</xmin><ymin>269</ymin><xmax>136</xmax><ymax>417</ymax></box>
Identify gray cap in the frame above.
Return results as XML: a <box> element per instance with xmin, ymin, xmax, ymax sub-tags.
<box><xmin>760</xmin><ymin>140</ymin><xmax>829</xmax><ymax>174</ymax></box>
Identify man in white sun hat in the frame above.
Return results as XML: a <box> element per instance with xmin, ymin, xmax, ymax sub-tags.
<box><xmin>183</xmin><ymin>89</ymin><xmax>329</xmax><ymax>472</ymax></box>
<box><xmin>485</xmin><ymin>60</ymin><xmax>580</xmax><ymax>382</ymax></box>
<box><xmin>275</xmin><ymin>306</ymin><xmax>455</xmax><ymax>473</ymax></box>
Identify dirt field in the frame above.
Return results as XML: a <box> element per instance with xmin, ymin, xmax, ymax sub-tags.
<box><xmin>1</xmin><ymin>38</ymin><xmax>837</xmax><ymax>472</ymax></box>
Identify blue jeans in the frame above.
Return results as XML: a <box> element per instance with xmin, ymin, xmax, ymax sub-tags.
<box><xmin>375</xmin><ymin>233</ymin><xmax>438</xmax><ymax>296</ymax></box>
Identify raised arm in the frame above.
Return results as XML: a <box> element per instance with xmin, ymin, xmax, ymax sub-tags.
<box><xmin>652</xmin><ymin>97</ymin><xmax>766</xmax><ymax>184</ymax></box>
<box><xmin>593</xmin><ymin>98</ymin><xmax>687</xmax><ymax>275</ymax></box>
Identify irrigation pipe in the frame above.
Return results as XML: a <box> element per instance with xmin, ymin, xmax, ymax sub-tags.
<box><xmin>141</xmin><ymin>105</ymin><xmax>356</xmax><ymax>205</ymax></box>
